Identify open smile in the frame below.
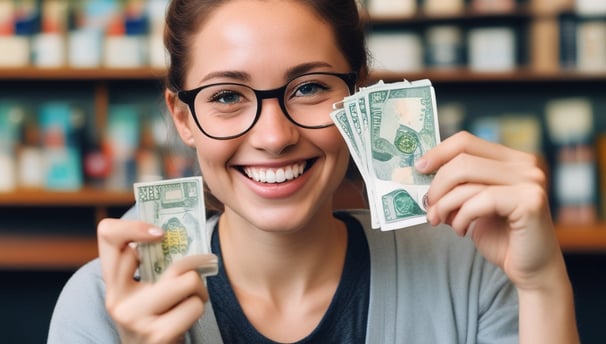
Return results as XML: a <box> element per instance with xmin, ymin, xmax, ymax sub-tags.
<box><xmin>241</xmin><ymin>159</ymin><xmax>315</xmax><ymax>184</ymax></box>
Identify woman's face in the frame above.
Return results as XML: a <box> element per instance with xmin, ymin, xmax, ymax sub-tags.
<box><xmin>172</xmin><ymin>0</ymin><xmax>352</xmax><ymax>232</ymax></box>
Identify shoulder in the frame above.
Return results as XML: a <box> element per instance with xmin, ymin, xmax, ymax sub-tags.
<box><xmin>48</xmin><ymin>259</ymin><xmax>120</xmax><ymax>343</ymax></box>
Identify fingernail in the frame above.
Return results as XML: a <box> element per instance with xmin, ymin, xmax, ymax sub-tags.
<box><xmin>148</xmin><ymin>227</ymin><xmax>164</xmax><ymax>236</ymax></box>
<box><xmin>422</xmin><ymin>193</ymin><xmax>430</xmax><ymax>209</ymax></box>
<box><xmin>415</xmin><ymin>158</ymin><xmax>427</xmax><ymax>171</ymax></box>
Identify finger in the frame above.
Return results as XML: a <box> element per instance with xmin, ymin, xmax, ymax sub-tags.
<box><xmin>152</xmin><ymin>295</ymin><xmax>205</xmax><ymax>343</ymax></box>
<box><xmin>113</xmin><ymin>242</ymin><xmax>142</xmax><ymax>292</ymax></box>
<box><xmin>426</xmin><ymin>183</ymin><xmax>484</xmax><ymax>231</ymax></box>
<box><xmin>149</xmin><ymin>271</ymin><xmax>209</xmax><ymax>314</ymax></box>
<box><xmin>97</xmin><ymin>219</ymin><xmax>164</xmax><ymax>287</ymax></box>
<box><xmin>416</xmin><ymin>131</ymin><xmax>536</xmax><ymax>174</ymax></box>
<box><xmin>426</xmin><ymin>154</ymin><xmax>542</xmax><ymax>205</ymax></box>
<box><xmin>447</xmin><ymin>184</ymin><xmax>547</xmax><ymax>235</ymax></box>
<box><xmin>161</xmin><ymin>254</ymin><xmax>219</xmax><ymax>279</ymax></box>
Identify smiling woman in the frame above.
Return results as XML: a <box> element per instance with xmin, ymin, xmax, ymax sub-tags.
<box><xmin>48</xmin><ymin>1</ymin><xmax>579</xmax><ymax>343</ymax></box>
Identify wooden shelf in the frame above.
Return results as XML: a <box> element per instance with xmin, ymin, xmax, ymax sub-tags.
<box><xmin>556</xmin><ymin>225</ymin><xmax>606</xmax><ymax>253</ymax></box>
<box><xmin>364</xmin><ymin>5</ymin><xmax>533</xmax><ymax>24</ymax></box>
<box><xmin>0</xmin><ymin>188</ymin><xmax>134</xmax><ymax>207</ymax></box>
<box><xmin>0</xmin><ymin>67</ymin><xmax>166</xmax><ymax>80</ymax></box>
<box><xmin>0</xmin><ymin>235</ymin><xmax>98</xmax><ymax>270</ymax></box>
<box><xmin>369</xmin><ymin>69</ymin><xmax>606</xmax><ymax>84</ymax></box>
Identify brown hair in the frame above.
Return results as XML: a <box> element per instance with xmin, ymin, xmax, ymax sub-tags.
<box><xmin>163</xmin><ymin>0</ymin><xmax>369</xmax><ymax>212</ymax></box>
<box><xmin>164</xmin><ymin>0</ymin><xmax>369</xmax><ymax>92</ymax></box>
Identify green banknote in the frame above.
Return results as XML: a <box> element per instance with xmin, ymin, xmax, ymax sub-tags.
<box><xmin>332</xmin><ymin>79</ymin><xmax>440</xmax><ymax>231</ymax></box>
<box><xmin>134</xmin><ymin>176</ymin><xmax>215</xmax><ymax>282</ymax></box>
<box><xmin>367</xmin><ymin>80</ymin><xmax>439</xmax><ymax>230</ymax></box>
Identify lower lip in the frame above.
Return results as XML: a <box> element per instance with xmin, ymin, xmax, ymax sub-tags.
<box><xmin>239</xmin><ymin>165</ymin><xmax>313</xmax><ymax>199</ymax></box>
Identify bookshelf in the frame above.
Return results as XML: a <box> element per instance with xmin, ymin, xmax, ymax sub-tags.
<box><xmin>1</xmin><ymin>1</ymin><xmax>606</xmax><ymax>271</ymax></box>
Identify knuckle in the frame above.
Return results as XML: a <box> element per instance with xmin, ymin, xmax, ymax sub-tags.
<box><xmin>518</xmin><ymin>184</ymin><xmax>548</xmax><ymax>215</ymax></box>
<box><xmin>97</xmin><ymin>218</ymin><xmax>116</xmax><ymax>239</ymax></box>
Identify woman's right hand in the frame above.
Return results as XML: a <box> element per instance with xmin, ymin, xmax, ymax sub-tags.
<box><xmin>97</xmin><ymin>218</ymin><xmax>216</xmax><ymax>344</ymax></box>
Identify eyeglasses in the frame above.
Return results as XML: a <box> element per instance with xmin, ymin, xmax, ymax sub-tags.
<box><xmin>177</xmin><ymin>72</ymin><xmax>357</xmax><ymax>140</ymax></box>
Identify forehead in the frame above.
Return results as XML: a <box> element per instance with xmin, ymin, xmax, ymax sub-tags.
<box><xmin>186</xmin><ymin>0</ymin><xmax>349</xmax><ymax>86</ymax></box>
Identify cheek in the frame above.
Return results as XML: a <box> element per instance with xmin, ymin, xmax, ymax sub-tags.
<box><xmin>315</xmin><ymin>127</ymin><xmax>350</xmax><ymax>171</ymax></box>
<box><xmin>193</xmin><ymin>136</ymin><xmax>235</xmax><ymax>185</ymax></box>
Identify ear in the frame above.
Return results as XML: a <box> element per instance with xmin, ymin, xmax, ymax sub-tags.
<box><xmin>165</xmin><ymin>89</ymin><xmax>196</xmax><ymax>147</ymax></box>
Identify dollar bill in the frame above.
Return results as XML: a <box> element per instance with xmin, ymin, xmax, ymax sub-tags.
<box><xmin>134</xmin><ymin>176</ymin><xmax>216</xmax><ymax>282</ymax></box>
<box><xmin>332</xmin><ymin>79</ymin><xmax>441</xmax><ymax>231</ymax></box>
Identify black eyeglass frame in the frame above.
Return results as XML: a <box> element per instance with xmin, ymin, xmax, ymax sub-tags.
<box><xmin>177</xmin><ymin>71</ymin><xmax>358</xmax><ymax>140</ymax></box>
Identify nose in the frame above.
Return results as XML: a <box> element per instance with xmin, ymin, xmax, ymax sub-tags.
<box><xmin>247</xmin><ymin>98</ymin><xmax>299</xmax><ymax>155</ymax></box>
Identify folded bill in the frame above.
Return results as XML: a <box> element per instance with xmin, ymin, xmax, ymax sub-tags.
<box><xmin>134</xmin><ymin>176</ymin><xmax>216</xmax><ymax>282</ymax></box>
<box><xmin>332</xmin><ymin>79</ymin><xmax>441</xmax><ymax>231</ymax></box>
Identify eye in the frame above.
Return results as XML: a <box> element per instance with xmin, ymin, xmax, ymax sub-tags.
<box><xmin>209</xmin><ymin>89</ymin><xmax>243</xmax><ymax>105</ymax></box>
<box><xmin>292</xmin><ymin>81</ymin><xmax>329</xmax><ymax>98</ymax></box>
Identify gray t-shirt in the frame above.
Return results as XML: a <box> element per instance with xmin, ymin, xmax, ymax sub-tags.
<box><xmin>48</xmin><ymin>209</ymin><xmax>518</xmax><ymax>343</ymax></box>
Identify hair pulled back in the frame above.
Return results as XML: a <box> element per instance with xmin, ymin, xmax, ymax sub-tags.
<box><xmin>164</xmin><ymin>0</ymin><xmax>369</xmax><ymax>92</ymax></box>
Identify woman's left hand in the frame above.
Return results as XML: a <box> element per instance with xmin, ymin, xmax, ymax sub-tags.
<box><xmin>415</xmin><ymin>131</ymin><xmax>563</xmax><ymax>291</ymax></box>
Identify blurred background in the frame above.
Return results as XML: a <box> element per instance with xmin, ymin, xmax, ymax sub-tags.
<box><xmin>0</xmin><ymin>0</ymin><xmax>605</xmax><ymax>342</ymax></box>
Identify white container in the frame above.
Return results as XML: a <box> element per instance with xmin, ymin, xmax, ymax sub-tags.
<box><xmin>18</xmin><ymin>147</ymin><xmax>44</xmax><ymax>189</ymax></box>
<box><xmin>468</xmin><ymin>27</ymin><xmax>516</xmax><ymax>72</ymax></box>
<box><xmin>104</xmin><ymin>35</ymin><xmax>147</xmax><ymax>68</ymax></box>
<box><xmin>0</xmin><ymin>36</ymin><xmax>30</xmax><ymax>67</ymax></box>
<box><xmin>0</xmin><ymin>153</ymin><xmax>16</xmax><ymax>192</ymax></box>
<box><xmin>33</xmin><ymin>33</ymin><xmax>66</xmax><ymax>68</ymax></box>
<box><xmin>68</xmin><ymin>29</ymin><xmax>102</xmax><ymax>68</ymax></box>
<box><xmin>576</xmin><ymin>0</ymin><xmax>606</xmax><ymax>16</ymax></box>
<box><xmin>367</xmin><ymin>32</ymin><xmax>423</xmax><ymax>72</ymax></box>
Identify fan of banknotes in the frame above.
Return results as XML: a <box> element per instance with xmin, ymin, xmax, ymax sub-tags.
<box><xmin>330</xmin><ymin>79</ymin><xmax>441</xmax><ymax>231</ymax></box>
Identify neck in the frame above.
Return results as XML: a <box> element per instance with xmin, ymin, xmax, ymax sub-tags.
<box><xmin>217</xmin><ymin>206</ymin><xmax>348</xmax><ymax>298</ymax></box>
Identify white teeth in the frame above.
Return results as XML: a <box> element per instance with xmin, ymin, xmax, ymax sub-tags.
<box><xmin>244</xmin><ymin>162</ymin><xmax>306</xmax><ymax>183</ymax></box>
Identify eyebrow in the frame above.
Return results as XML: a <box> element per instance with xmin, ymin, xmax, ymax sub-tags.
<box><xmin>197</xmin><ymin>61</ymin><xmax>335</xmax><ymax>86</ymax></box>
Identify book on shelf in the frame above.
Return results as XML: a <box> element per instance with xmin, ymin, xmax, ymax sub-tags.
<box><xmin>530</xmin><ymin>17</ymin><xmax>560</xmax><ymax>73</ymax></box>
<box><xmin>470</xmin><ymin>0</ymin><xmax>516</xmax><ymax>13</ymax></box>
